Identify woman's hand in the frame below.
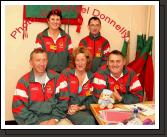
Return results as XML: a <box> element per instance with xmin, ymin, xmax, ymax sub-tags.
<box><xmin>67</xmin><ymin>104</ymin><xmax>80</xmax><ymax>115</ymax></box>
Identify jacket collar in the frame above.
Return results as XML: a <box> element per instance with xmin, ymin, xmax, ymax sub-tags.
<box><xmin>89</xmin><ymin>32</ymin><xmax>101</xmax><ymax>40</ymax></box>
<box><xmin>29</xmin><ymin>69</ymin><xmax>56</xmax><ymax>82</ymax></box>
<box><xmin>42</xmin><ymin>27</ymin><xmax>66</xmax><ymax>37</ymax></box>
<box><xmin>104</xmin><ymin>66</ymin><xmax>128</xmax><ymax>77</ymax></box>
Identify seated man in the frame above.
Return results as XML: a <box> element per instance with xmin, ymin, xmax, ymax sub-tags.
<box><xmin>92</xmin><ymin>50</ymin><xmax>144</xmax><ymax>104</ymax></box>
<box><xmin>12</xmin><ymin>48</ymin><xmax>72</xmax><ymax>125</ymax></box>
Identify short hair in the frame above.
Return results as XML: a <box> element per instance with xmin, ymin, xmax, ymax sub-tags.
<box><xmin>88</xmin><ymin>16</ymin><xmax>101</xmax><ymax>25</ymax></box>
<box><xmin>70</xmin><ymin>47</ymin><xmax>92</xmax><ymax>71</ymax></box>
<box><xmin>108</xmin><ymin>50</ymin><xmax>125</xmax><ymax>60</ymax></box>
<box><xmin>30</xmin><ymin>48</ymin><xmax>47</xmax><ymax>60</ymax></box>
<box><xmin>47</xmin><ymin>9</ymin><xmax>62</xmax><ymax>20</ymax></box>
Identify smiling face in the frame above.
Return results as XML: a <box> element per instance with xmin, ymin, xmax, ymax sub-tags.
<box><xmin>75</xmin><ymin>53</ymin><xmax>87</xmax><ymax>72</ymax></box>
<box><xmin>107</xmin><ymin>54</ymin><xmax>126</xmax><ymax>78</ymax></box>
<box><xmin>88</xmin><ymin>19</ymin><xmax>101</xmax><ymax>36</ymax></box>
<box><xmin>47</xmin><ymin>15</ymin><xmax>61</xmax><ymax>30</ymax></box>
<box><xmin>30</xmin><ymin>52</ymin><xmax>48</xmax><ymax>76</ymax></box>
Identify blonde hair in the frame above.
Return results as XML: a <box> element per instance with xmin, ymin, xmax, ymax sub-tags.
<box><xmin>70</xmin><ymin>46</ymin><xmax>92</xmax><ymax>71</ymax></box>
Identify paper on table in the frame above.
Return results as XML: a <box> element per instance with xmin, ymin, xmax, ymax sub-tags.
<box><xmin>123</xmin><ymin>103</ymin><xmax>155</xmax><ymax>116</ymax></box>
<box><xmin>99</xmin><ymin>109</ymin><xmax>132</xmax><ymax>124</ymax></box>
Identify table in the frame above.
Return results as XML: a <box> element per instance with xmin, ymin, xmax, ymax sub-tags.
<box><xmin>90</xmin><ymin>101</ymin><xmax>155</xmax><ymax>125</ymax></box>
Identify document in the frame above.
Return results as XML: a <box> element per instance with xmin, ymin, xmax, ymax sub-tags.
<box><xmin>123</xmin><ymin>103</ymin><xmax>155</xmax><ymax>116</ymax></box>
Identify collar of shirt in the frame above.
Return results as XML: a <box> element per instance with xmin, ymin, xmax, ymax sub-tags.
<box><xmin>48</xmin><ymin>31</ymin><xmax>61</xmax><ymax>44</ymax></box>
<box><xmin>75</xmin><ymin>72</ymin><xmax>89</xmax><ymax>87</ymax></box>
<box><xmin>110</xmin><ymin>72</ymin><xmax>123</xmax><ymax>81</ymax></box>
<box><xmin>35</xmin><ymin>72</ymin><xmax>49</xmax><ymax>86</ymax></box>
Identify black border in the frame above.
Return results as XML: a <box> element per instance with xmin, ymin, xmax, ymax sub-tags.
<box><xmin>1</xmin><ymin>0</ymin><xmax>167</xmax><ymax>136</ymax></box>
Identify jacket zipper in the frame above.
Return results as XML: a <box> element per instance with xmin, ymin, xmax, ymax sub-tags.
<box><xmin>50</xmin><ymin>38</ymin><xmax>57</xmax><ymax>53</ymax></box>
<box><xmin>93</xmin><ymin>39</ymin><xmax>95</xmax><ymax>57</ymax></box>
<box><xmin>41</xmin><ymin>83</ymin><xmax>46</xmax><ymax>101</ymax></box>
<box><xmin>78</xmin><ymin>75</ymin><xmax>92</xmax><ymax>95</ymax></box>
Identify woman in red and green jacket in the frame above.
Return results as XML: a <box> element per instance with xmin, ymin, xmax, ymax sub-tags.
<box><xmin>57</xmin><ymin>47</ymin><xmax>96</xmax><ymax>125</ymax></box>
<box><xmin>35</xmin><ymin>9</ymin><xmax>73</xmax><ymax>73</ymax></box>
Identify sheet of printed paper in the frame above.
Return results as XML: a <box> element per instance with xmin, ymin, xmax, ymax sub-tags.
<box><xmin>123</xmin><ymin>103</ymin><xmax>155</xmax><ymax>116</ymax></box>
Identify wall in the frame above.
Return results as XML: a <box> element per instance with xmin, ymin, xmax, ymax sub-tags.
<box><xmin>5</xmin><ymin>5</ymin><xmax>155</xmax><ymax>120</ymax></box>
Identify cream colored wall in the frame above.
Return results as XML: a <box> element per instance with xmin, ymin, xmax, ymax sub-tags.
<box><xmin>148</xmin><ymin>6</ymin><xmax>155</xmax><ymax>100</ymax></box>
<box><xmin>5</xmin><ymin>5</ymin><xmax>155</xmax><ymax>120</ymax></box>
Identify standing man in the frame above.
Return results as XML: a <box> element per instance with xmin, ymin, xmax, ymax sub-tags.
<box><xmin>12</xmin><ymin>48</ymin><xmax>71</xmax><ymax>125</ymax></box>
<box><xmin>92</xmin><ymin>50</ymin><xmax>144</xmax><ymax>104</ymax></box>
<box><xmin>79</xmin><ymin>16</ymin><xmax>110</xmax><ymax>73</ymax></box>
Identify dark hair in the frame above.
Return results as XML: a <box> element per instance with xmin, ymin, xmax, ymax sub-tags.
<box><xmin>88</xmin><ymin>16</ymin><xmax>101</xmax><ymax>25</ymax></box>
<box><xmin>30</xmin><ymin>48</ymin><xmax>47</xmax><ymax>60</ymax></box>
<box><xmin>47</xmin><ymin>9</ymin><xmax>62</xmax><ymax>20</ymax></box>
<box><xmin>108</xmin><ymin>50</ymin><xmax>125</xmax><ymax>59</ymax></box>
<box><xmin>70</xmin><ymin>47</ymin><xmax>92</xmax><ymax>71</ymax></box>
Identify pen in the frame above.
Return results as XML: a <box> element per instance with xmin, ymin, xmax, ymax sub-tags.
<box><xmin>137</xmin><ymin>106</ymin><xmax>145</xmax><ymax>112</ymax></box>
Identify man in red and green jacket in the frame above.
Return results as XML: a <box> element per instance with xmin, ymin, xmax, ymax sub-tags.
<box><xmin>79</xmin><ymin>16</ymin><xmax>110</xmax><ymax>73</ymax></box>
<box><xmin>92</xmin><ymin>50</ymin><xmax>144</xmax><ymax>104</ymax></box>
<box><xmin>12</xmin><ymin>48</ymin><xmax>69</xmax><ymax>125</ymax></box>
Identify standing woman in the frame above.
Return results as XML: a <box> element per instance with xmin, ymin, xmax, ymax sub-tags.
<box><xmin>35</xmin><ymin>9</ymin><xmax>73</xmax><ymax>73</ymax></box>
<box><xmin>56</xmin><ymin>46</ymin><xmax>96</xmax><ymax>125</ymax></box>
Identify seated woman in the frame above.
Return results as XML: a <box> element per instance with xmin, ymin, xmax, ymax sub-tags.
<box><xmin>56</xmin><ymin>46</ymin><xmax>96</xmax><ymax>125</ymax></box>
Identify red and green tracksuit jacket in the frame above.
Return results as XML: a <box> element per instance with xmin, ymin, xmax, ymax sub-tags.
<box><xmin>12</xmin><ymin>69</ymin><xmax>69</xmax><ymax>125</ymax></box>
<box><xmin>35</xmin><ymin>27</ymin><xmax>73</xmax><ymax>73</ymax></box>
<box><xmin>92</xmin><ymin>66</ymin><xmax>144</xmax><ymax>104</ymax></box>
<box><xmin>57</xmin><ymin>68</ymin><xmax>94</xmax><ymax>109</ymax></box>
<box><xmin>79</xmin><ymin>33</ymin><xmax>110</xmax><ymax>73</ymax></box>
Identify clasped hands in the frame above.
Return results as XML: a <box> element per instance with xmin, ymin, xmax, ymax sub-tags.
<box><xmin>67</xmin><ymin>104</ymin><xmax>86</xmax><ymax>115</ymax></box>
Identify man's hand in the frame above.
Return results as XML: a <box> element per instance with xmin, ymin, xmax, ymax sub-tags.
<box><xmin>39</xmin><ymin>119</ymin><xmax>58</xmax><ymax>125</ymax></box>
<box><xmin>113</xmin><ymin>86</ymin><xmax>123</xmax><ymax>102</ymax></box>
<box><xmin>39</xmin><ymin>120</ymin><xmax>49</xmax><ymax>125</ymax></box>
<box><xmin>47</xmin><ymin>119</ymin><xmax>58</xmax><ymax>125</ymax></box>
